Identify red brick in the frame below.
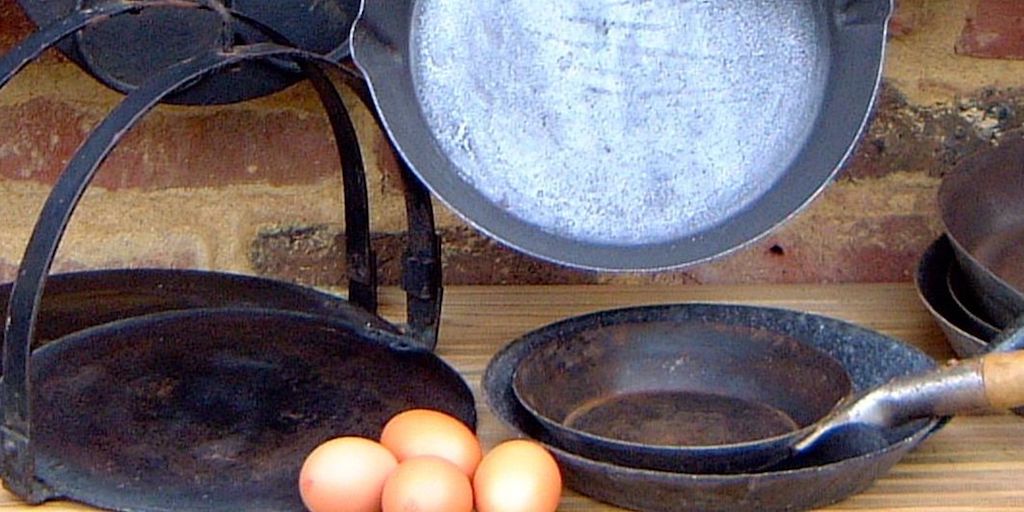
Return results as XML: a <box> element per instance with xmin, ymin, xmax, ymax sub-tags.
<box><xmin>373</xmin><ymin>126</ymin><xmax>405</xmax><ymax>193</ymax></box>
<box><xmin>50</xmin><ymin>250</ymin><xmax>203</xmax><ymax>273</ymax></box>
<box><xmin>0</xmin><ymin>0</ymin><xmax>35</xmax><ymax>54</ymax></box>
<box><xmin>956</xmin><ymin>0</ymin><xmax>1024</xmax><ymax>60</ymax></box>
<box><xmin>140</xmin><ymin>108</ymin><xmax>340</xmax><ymax>189</ymax></box>
<box><xmin>649</xmin><ymin>214</ymin><xmax>939</xmax><ymax>285</ymax></box>
<box><xmin>889</xmin><ymin>0</ymin><xmax>917</xmax><ymax>38</ymax></box>
<box><xmin>0</xmin><ymin>98</ymin><xmax>97</xmax><ymax>185</ymax></box>
<box><xmin>0</xmin><ymin>0</ymin><xmax>68</xmax><ymax>64</ymax></box>
<box><xmin>845</xmin><ymin>84</ymin><xmax>1021</xmax><ymax>180</ymax></box>
<box><xmin>0</xmin><ymin>98</ymin><xmax>341</xmax><ymax>189</ymax></box>
<box><xmin>250</xmin><ymin>225</ymin><xmax>598</xmax><ymax>287</ymax></box>
<box><xmin>833</xmin><ymin>215</ymin><xmax>937</xmax><ymax>282</ymax></box>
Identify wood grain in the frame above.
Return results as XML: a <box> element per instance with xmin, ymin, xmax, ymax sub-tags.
<box><xmin>2</xmin><ymin>283</ymin><xmax>1023</xmax><ymax>510</ymax></box>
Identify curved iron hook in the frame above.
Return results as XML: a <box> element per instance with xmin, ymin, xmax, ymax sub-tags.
<box><xmin>330</xmin><ymin>76</ymin><xmax>444</xmax><ymax>350</ymax></box>
<box><xmin>0</xmin><ymin>42</ymin><xmax>372</xmax><ymax>502</ymax></box>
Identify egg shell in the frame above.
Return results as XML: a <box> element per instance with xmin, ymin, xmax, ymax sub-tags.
<box><xmin>299</xmin><ymin>437</ymin><xmax>398</xmax><ymax>512</ymax></box>
<box><xmin>381</xmin><ymin>456</ymin><xmax>474</xmax><ymax>512</ymax></box>
<box><xmin>380</xmin><ymin>408</ymin><xmax>482</xmax><ymax>476</ymax></box>
<box><xmin>474</xmin><ymin>439</ymin><xmax>563</xmax><ymax>512</ymax></box>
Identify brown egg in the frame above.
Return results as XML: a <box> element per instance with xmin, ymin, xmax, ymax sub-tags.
<box><xmin>380</xmin><ymin>409</ymin><xmax>482</xmax><ymax>476</ymax></box>
<box><xmin>473</xmin><ymin>440</ymin><xmax>562</xmax><ymax>512</ymax></box>
<box><xmin>299</xmin><ymin>437</ymin><xmax>398</xmax><ymax>512</ymax></box>
<box><xmin>381</xmin><ymin>456</ymin><xmax>474</xmax><ymax>512</ymax></box>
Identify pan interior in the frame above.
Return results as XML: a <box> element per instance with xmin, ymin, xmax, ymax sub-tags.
<box><xmin>513</xmin><ymin>319</ymin><xmax>852</xmax><ymax>450</ymax></box>
<box><xmin>939</xmin><ymin>137</ymin><xmax>1024</xmax><ymax>292</ymax></box>
<box><xmin>966</xmin><ymin>226</ymin><xmax>1024</xmax><ymax>292</ymax></box>
<box><xmin>564</xmin><ymin>390</ymin><xmax>799</xmax><ymax>446</ymax></box>
<box><xmin>411</xmin><ymin>0</ymin><xmax>829</xmax><ymax>246</ymax></box>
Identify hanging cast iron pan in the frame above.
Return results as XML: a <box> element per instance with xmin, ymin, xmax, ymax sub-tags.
<box><xmin>351</xmin><ymin>0</ymin><xmax>892</xmax><ymax>271</ymax></box>
<box><xmin>15</xmin><ymin>0</ymin><xmax>360</xmax><ymax>104</ymax></box>
<box><xmin>915</xmin><ymin>236</ymin><xmax>993</xmax><ymax>358</ymax></box>
<box><xmin>0</xmin><ymin>268</ymin><xmax>395</xmax><ymax>354</ymax></box>
<box><xmin>0</xmin><ymin>37</ymin><xmax>472</xmax><ymax>512</ymax></box>
<box><xmin>484</xmin><ymin>304</ymin><xmax>945</xmax><ymax>512</ymax></box>
<box><xmin>939</xmin><ymin>137</ymin><xmax>1024</xmax><ymax>328</ymax></box>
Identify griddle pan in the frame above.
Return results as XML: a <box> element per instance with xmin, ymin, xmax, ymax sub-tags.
<box><xmin>0</xmin><ymin>24</ymin><xmax>473</xmax><ymax>509</ymax></box>
<box><xmin>352</xmin><ymin>0</ymin><xmax>893</xmax><ymax>270</ymax></box>
<box><xmin>484</xmin><ymin>303</ymin><xmax>943</xmax><ymax>512</ymax></box>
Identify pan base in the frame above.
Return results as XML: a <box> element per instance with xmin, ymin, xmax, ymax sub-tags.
<box><xmin>564</xmin><ymin>390</ymin><xmax>799</xmax><ymax>446</ymax></box>
<box><xmin>26</xmin><ymin>309</ymin><xmax>475</xmax><ymax>511</ymax></box>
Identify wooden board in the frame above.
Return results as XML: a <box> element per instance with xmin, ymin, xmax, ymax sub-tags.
<box><xmin>2</xmin><ymin>283</ymin><xmax>1023</xmax><ymax>510</ymax></box>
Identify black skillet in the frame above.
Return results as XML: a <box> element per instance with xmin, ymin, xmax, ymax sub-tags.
<box><xmin>511</xmin><ymin>309</ymin><xmax>853</xmax><ymax>473</ymax></box>
<box><xmin>484</xmin><ymin>304</ymin><xmax>943</xmax><ymax>512</ymax></box>
<box><xmin>0</xmin><ymin>15</ymin><xmax>472</xmax><ymax>510</ymax></box>
<box><xmin>511</xmin><ymin>303</ymin><xmax>1024</xmax><ymax>475</ymax></box>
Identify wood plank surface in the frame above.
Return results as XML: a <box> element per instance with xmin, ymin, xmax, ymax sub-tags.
<box><xmin>2</xmin><ymin>283</ymin><xmax>1023</xmax><ymax>510</ymax></box>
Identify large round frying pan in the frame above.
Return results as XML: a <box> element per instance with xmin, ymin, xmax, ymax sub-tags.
<box><xmin>0</xmin><ymin>18</ymin><xmax>472</xmax><ymax>510</ymax></box>
<box><xmin>352</xmin><ymin>0</ymin><xmax>893</xmax><ymax>270</ymax></box>
<box><xmin>939</xmin><ymin>137</ymin><xmax>1024</xmax><ymax>327</ymax></box>
<box><xmin>484</xmin><ymin>303</ymin><xmax>944</xmax><ymax>511</ymax></box>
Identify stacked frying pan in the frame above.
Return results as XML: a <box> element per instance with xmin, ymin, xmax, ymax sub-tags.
<box><xmin>917</xmin><ymin>138</ymin><xmax>1024</xmax><ymax>358</ymax></box>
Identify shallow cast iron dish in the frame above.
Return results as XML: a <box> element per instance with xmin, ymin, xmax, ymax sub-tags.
<box><xmin>915</xmin><ymin>236</ymin><xmax>992</xmax><ymax>358</ymax></box>
<box><xmin>512</xmin><ymin>301</ymin><xmax>1024</xmax><ymax>476</ymax></box>
<box><xmin>485</xmin><ymin>304</ymin><xmax>943</xmax><ymax>512</ymax></box>
<box><xmin>939</xmin><ymin>137</ymin><xmax>1024</xmax><ymax>328</ymax></box>
<box><xmin>0</xmin><ymin>23</ymin><xmax>472</xmax><ymax>511</ymax></box>
<box><xmin>352</xmin><ymin>0</ymin><xmax>893</xmax><ymax>270</ymax></box>
<box><xmin>512</xmin><ymin>314</ymin><xmax>853</xmax><ymax>473</ymax></box>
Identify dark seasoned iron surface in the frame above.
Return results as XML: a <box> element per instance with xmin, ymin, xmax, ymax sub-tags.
<box><xmin>29</xmin><ymin>309</ymin><xmax>475</xmax><ymax>511</ymax></box>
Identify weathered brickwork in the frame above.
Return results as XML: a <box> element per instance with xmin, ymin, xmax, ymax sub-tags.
<box><xmin>1</xmin><ymin>0</ymin><xmax>1022</xmax><ymax>285</ymax></box>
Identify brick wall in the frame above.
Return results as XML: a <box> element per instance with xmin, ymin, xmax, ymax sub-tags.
<box><xmin>1</xmin><ymin>0</ymin><xmax>1023</xmax><ymax>287</ymax></box>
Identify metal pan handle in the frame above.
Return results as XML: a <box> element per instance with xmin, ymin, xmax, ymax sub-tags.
<box><xmin>0</xmin><ymin>40</ymin><xmax>436</xmax><ymax>500</ymax></box>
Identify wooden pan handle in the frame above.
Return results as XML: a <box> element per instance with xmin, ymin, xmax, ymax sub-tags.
<box><xmin>982</xmin><ymin>351</ymin><xmax>1024</xmax><ymax>409</ymax></box>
